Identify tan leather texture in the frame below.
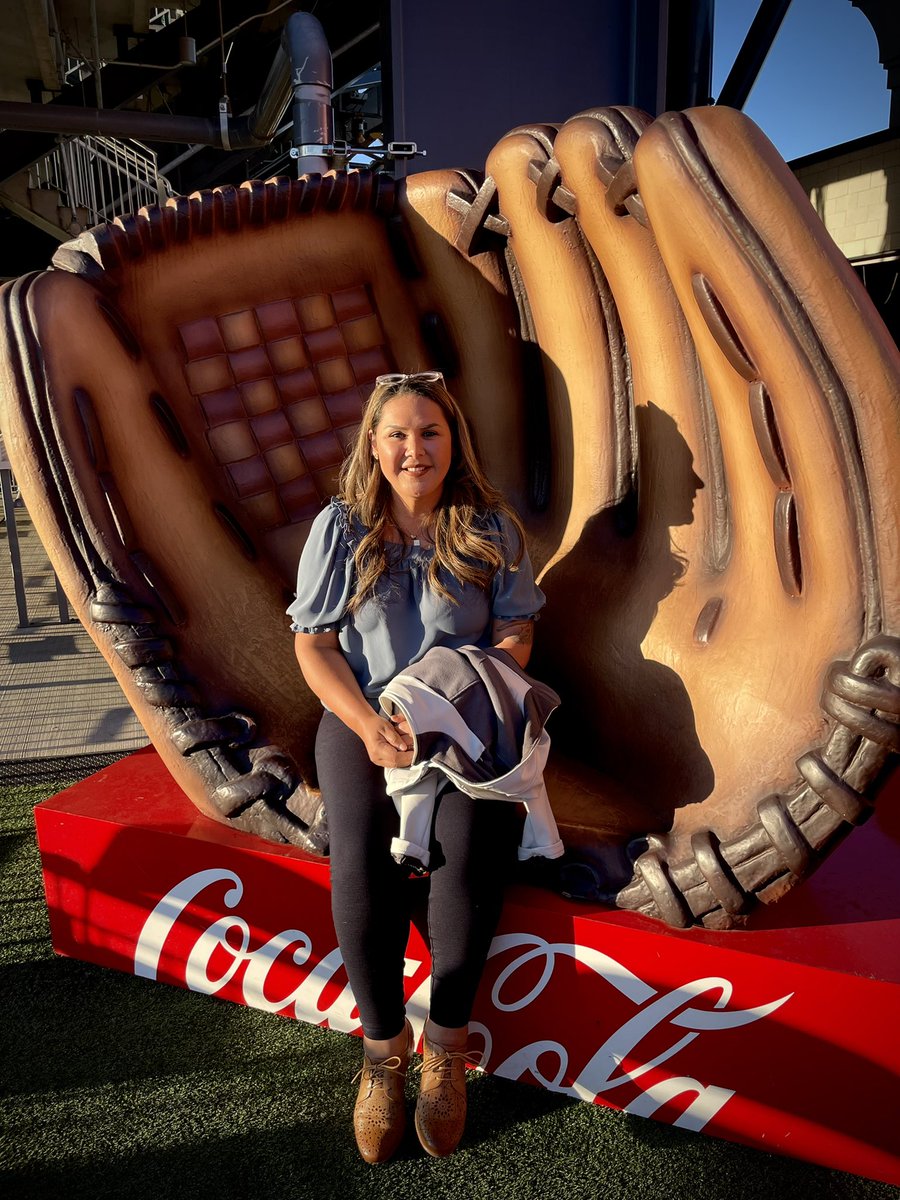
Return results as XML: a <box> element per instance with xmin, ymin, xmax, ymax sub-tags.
<box><xmin>1</xmin><ymin>110</ymin><xmax>897</xmax><ymax>929</ymax></box>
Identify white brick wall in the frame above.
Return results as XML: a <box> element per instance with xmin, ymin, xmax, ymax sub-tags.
<box><xmin>794</xmin><ymin>140</ymin><xmax>900</xmax><ymax>260</ymax></box>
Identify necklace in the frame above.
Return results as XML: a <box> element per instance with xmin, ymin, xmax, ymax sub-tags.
<box><xmin>390</xmin><ymin>508</ymin><xmax>433</xmax><ymax>546</ymax></box>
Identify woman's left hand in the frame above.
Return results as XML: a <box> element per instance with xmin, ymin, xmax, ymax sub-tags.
<box><xmin>390</xmin><ymin>713</ymin><xmax>413</xmax><ymax>740</ymax></box>
<box><xmin>358</xmin><ymin>712</ymin><xmax>414</xmax><ymax>768</ymax></box>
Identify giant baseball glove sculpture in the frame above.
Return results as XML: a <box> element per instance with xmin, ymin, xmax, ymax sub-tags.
<box><xmin>1</xmin><ymin>106</ymin><xmax>897</xmax><ymax>929</ymax></box>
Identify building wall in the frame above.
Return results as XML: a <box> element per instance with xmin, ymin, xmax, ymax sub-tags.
<box><xmin>387</xmin><ymin>0</ymin><xmax>653</xmax><ymax>175</ymax></box>
<box><xmin>793</xmin><ymin>137</ymin><xmax>900</xmax><ymax>261</ymax></box>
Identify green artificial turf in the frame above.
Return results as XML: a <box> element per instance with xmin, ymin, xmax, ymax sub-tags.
<box><xmin>1</xmin><ymin>767</ymin><xmax>898</xmax><ymax>1200</ymax></box>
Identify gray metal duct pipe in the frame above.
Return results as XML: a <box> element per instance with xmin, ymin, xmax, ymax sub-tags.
<box><xmin>242</xmin><ymin>17</ymin><xmax>295</xmax><ymax>148</ymax></box>
<box><xmin>0</xmin><ymin>11</ymin><xmax>329</xmax><ymax>157</ymax></box>
<box><xmin>284</xmin><ymin>12</ymin><xmax>334</xmax><ymax>175</ymax></box>
<box><xmin>0</xmin><ymin>102</ymin><xmax>220</xmax><ymax>145</ymax></box>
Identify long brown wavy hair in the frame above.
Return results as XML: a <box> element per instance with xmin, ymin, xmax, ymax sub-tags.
<box><xmin>340</xmin><ymin>374</ymin><xmax>525</xmax><ymax>611</ymax></box>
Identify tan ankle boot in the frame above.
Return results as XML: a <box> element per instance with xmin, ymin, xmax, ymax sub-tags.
<box><xmin>352</xmin><ymin>1021</ymin><xmax>413</xmax><ymax>1164</ymax></box>
<box><xmin>414</xmin><ymin>1034</ymin><xmax>472</xmax><ymax>1157</ymax></box>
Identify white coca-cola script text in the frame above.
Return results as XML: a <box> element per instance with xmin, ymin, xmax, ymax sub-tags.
<box><xmin>135</xmin><ymin>868</ymin><xmax>792</xmax><ymax>1131</ymax></box>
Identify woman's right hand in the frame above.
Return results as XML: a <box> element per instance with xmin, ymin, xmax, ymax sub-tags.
<box><xmin>359</xmin><ymin>713</ymin><xmax>414</xmax><ymax>768</ymax></box>
<box><xmin>295</xmin><ymin>633</ymin><xmax>414</xmax><ymax>767</ymax></box>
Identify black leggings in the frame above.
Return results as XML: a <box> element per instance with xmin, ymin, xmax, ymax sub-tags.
<box><xmin>315</xmin><ymin>710</ymin><xmax>520</xmax><ymax>1040</ymax></box>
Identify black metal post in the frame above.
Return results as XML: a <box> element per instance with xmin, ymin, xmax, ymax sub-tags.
<box><xmin>716</xmin><ymin>0</ymin><xmax>793</xmax><ymax>110</ymax></box>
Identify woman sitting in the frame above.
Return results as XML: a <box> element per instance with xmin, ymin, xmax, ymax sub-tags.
<box><xmin>289</xmin><ymin>370</ymin><xmax>545</xmax><ymax>1162</ymax></box>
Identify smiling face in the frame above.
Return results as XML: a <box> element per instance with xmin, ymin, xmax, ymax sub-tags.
<box><xmin>369</xmin><ymin>391</ymin><xmax>454</xmax><ymax>515</ymax></box>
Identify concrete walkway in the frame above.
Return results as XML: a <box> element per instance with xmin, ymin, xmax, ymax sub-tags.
<box><xmin>0</xmin><ymin>499</ymin><xmax>148</xmax><ymax>762</ymax></box>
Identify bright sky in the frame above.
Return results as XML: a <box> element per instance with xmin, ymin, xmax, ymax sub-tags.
<box><xmin>713</xmin><ymin>0</ymin><xmax>891</xmax><ymax>161</ymax></box>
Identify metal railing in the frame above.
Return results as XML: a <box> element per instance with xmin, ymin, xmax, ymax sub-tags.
<box><xmin>28</xmin><ymin>134</ymin><xmax>175</xmax><ymax>227</ymax></box>
<box><xmin>62</xmin><ymin>9</ymin><xmax>185</xmax><ymax>84</ymax></box>
<box><xmin>149</xmin><ymin>7</ymin><xmax>187</xmax><ymax>33</ymax></box>
<box><xmin>0</xmin><ymin>465</ymin><xmax>69</xmax><ymax>627</ymax></box>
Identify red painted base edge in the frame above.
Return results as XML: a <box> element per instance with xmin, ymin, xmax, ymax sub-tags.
<box><xmin>34</xmin><ymin>748</ymin><xmax>900</xmax><ymax>1186</ymax></box>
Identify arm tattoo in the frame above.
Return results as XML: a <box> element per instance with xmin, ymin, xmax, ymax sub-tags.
<box><xmin>494</xmin><ymin>619</ymin><xmax>533</xmax><ymax>645</ymax></box>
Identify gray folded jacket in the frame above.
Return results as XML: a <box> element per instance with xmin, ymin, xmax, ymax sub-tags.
<box><xmin>379</xmin><ymin>645</ymin><xmax>564</xmax><ymax>871</ymax></box>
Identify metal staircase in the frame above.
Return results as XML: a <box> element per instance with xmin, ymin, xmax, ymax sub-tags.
<box><xmin>0</xmin><ymin>134</ymin><xmax>175</xmax><ymax>241</ymax></box>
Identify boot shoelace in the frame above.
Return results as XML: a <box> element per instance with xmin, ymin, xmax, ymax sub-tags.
<box><xmin>417</xmin><ymin>1048</ymin><xmax>482</xmax><ymax>1081</ymax></box>
<box><xmin>352</xmin><ymin>1053</ymin><xmax>406</xmax><ymax>1094</ymax></box>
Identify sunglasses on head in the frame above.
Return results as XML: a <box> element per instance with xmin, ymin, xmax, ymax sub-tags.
<box><xmin>375</xmin><ymin>371</ymin><xmax>444</xmax><ymax>386</ymax></box>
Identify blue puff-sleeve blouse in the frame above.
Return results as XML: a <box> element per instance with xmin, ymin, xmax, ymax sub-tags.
<box><xmin>287</xmin><ymin>497</ymin><xmax>545</xmax><ymax>699</ymax></box>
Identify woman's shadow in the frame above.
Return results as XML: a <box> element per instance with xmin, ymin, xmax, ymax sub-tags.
<box><xmin>533</xmin><ymin>402</ymin><xmax>714</xmax><ymax>859</ymax></box>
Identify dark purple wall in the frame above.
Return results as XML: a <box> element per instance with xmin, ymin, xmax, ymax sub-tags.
<box><xmin>385</xmin><ymin>0</ymin><xmax>651</xmax><ymax>175</ymax></box>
